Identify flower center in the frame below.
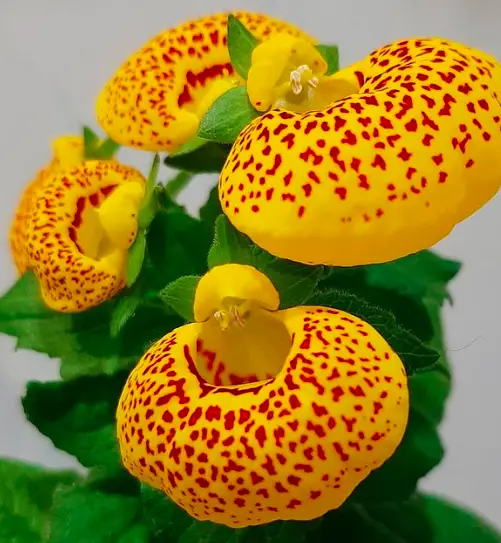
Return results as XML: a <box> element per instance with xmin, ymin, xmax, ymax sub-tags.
<box><xmin>198</xmin><ymin>302</ymin><xmax>291</xmax><ymax>387</ymax></box>
<box><xmin>72</xmin><ymin>182</ymin><xmax>144</xmax><ymax>262</ymax></box>
<box><xmin>193</xmin><ymin>264</ymin><xmax>291</xmax><ymax>386</ymax></box>
<box><xmin>247</xmin><ymin>34</ymin><xmax>359</xmax><ymax>113</ymax></box>
<box><xmin>290</xmin><ymin>64</ymin><xmax>318</xmax><ymax>97</ymax></box>
<box><xmin>213</xmin><ymin>297</ymin><xmax>251</xmax><ymax>331</ymax></box>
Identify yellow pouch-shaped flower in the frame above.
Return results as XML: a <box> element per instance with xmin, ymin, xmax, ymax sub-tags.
<box><xmin>96</xmin><ymin>12</ymin><xmax>314</xmax><ymax>152</ymax></box>
<box><xmin>220</xmin><ymin>37</ymin><xmax>501</xmax><ymax>266</ymax></box>
<box><xmin>10</xmin><ymin>136</ymin><xmax>84</xmax><ymax>274</ymax></box>
<box><xmin>117</xmin><ymin>264</ymin><xmax>409</xmax><ymax>527</ymax></box>
<box><xmin>26</xmin><ymin>161</ymin><xmax>145</xmax><ymax>313</ymax></box>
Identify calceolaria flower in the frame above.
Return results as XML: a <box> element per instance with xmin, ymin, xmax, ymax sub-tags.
<box><xmin>117</xmin><ymin>264</ymin><xmax>409</xmax><ymax>528</ymax></box>
<box><xmin>220</xmin><ymin>37</ymin><xmax>501</xmax><ymax>266</ymax></box>
<box><xmin>10</xmin><ymin>136</ymin><xmax>85</xmax><ymax>274</ymax></box>
<box><xmin>26</xmin><ymin>158</ymin><xmax>146</xmax><ymax>313</ymax></box>
<box><xmin>96</xmin><ymin>12</ymin><xmax>313</xmax><ymax>152</ymax></box>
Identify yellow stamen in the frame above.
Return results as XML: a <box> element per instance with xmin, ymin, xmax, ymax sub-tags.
<box><xmin>214</xmin><ymin>299</ymin><xmax>252</xmax><ymax>331</ymax></box>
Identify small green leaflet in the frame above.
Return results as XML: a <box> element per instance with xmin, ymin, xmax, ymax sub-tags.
<box><xmin>199</xmin><ymin>185</ymin><xmax>221</xmax><ymax>225</ymax></box>
<box><xmin>159</xmin><ymin>275</ymin><xmax>201</xmax><ymax>322</ymax></box>
<box><xmin>316</xmin><ymin>44</ymin><xmax>340</xmax><ymax>75</ymax></box>
<box><xmin>138</xmin><ymin>153</ymin><xmax>161</xmax><ymax>229</ymax></box>
<box><xmin>126</xmin><ymin>230</ymin><xmax>147</xmax><ymax>287</ymax></box>
<box><xmin>165</xmin><ymin>141</ymin><xmax>231</xmax><ymax>173</ymax></box>
<box><xmin>110</xmin><ymin>291</ymin><xmax>144</xmax><ymax>338</ymax></box>
<box><xmin>227</xmin><ymin>14</ymin><xmax>259</xmax><ymax>78</ymax></box>
<box><xmin>199</xmin><ymin>86</ymin><xmax>260</xmax><ymax>144</ymax></box>
<box><xmin>171</xmin><ymin>135</ymin><xmax>207</xmax><ymax>155</ymax></box>
<box><xmin>83</xmin><ymin>126</ymin><xmax>100</xmax><ymax>158</ymax></box>
<box><xmin>165</xmin><ymin>171</ymin><xmax>195</xmax><ymax>199</ymax></box>
<box><xmin>94</xmin><ymin>138</ymin><xmax>121</xmax><ymax>160</ymax></box>
<box><xmin>82</xmin><ymin>126</ymin><xmax>120</xmax><ymax>160</ymax></box>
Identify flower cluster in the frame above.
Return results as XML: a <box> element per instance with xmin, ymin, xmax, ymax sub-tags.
<box><xmin>9</xmin><ymin>9</ymin><xmax>501</xmax><ymax>530</ymax></box>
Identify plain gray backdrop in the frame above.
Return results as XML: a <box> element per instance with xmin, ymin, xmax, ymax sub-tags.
<box><xmin>1</xmin><ymin>0</ymin><xmax>500</xmax><ymax>528</ymax></box>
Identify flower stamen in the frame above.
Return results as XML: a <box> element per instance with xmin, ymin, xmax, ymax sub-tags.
<box><xmin>214</xmin><ymin>302</ymin><xmax>250</xmax><ymax>331</ymax></box>
<box><xmin>290</xmin><ymin>64</ymin><xmax>318</xmax><ymax>95</ymax></box>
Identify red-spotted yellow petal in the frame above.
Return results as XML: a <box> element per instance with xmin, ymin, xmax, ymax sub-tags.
<box><xmin>9</xmin><ymin>136</ymin><xmax>85</xmax><ymax>274</ymax></box>
<box><xmin>27</xmin><ymin>161</ymin><xmax>146</xmax><ymax>313</ymax></box>
<box><xmin>220</xmin><ymin>37</ymin><xmax>501</xmax><ymax>266</ymax></box>
<box><xmin>117</xmin><ymin>263</ymin><xmax>408</xmax><ymax>527</ymax></box>
<box><xmin>96</xmin><ymin>12</ymin><xmax>314</xmax><ymax>152</ymax></box>
<box><xmin>117</xmin><ymin>305</ymin><xmax>408</xmax><ymax>527</ymax></box>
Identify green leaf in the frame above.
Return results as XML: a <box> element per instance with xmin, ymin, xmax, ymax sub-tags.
<box><xmin>0</xmin><ymin>273</ymin><xmax>124</xmax><ymax>379</ymax></box>
<box><xmin>94</xmin><ymin>138</ymin><xmax>121</xmax><ymax>160</ymax></box>
<box><xmin>126</xmin><ymin>230</ymin><xmax>147</xmax><ymax>287</ymax></box>
<box><xmin>159</xmin><ymin>276</ymin><xmax>201</xmax><ymax>322</ymax></box>
<box><xmin>173</xmin><ymin>136</ymin><xmax>207</xmax><ymax>155</ymax></box>
<box><xmin>304</xmin><ymin>289</ymin><xmax>439</xmax><ymax>375</ymax></box>
<box><xmin>138</xmin><ymin>154</ymin><xmax>161</xmax><ymax>229</ymax></box>
<box><xmin>227</xmin><ymin>14</ymin><xmax>259</xmax><ymax>78</ymax></box>
<box><xmin>365</xmin><ymin>251</ymin><xmax>461</xmax><ymax>305</ymax></box>
<box><xmin>165</xmin><ymin>141</ymin><xmax>231</xmax><ymax>173</ymax></box>
<box><xmin>199</xmin><ymin>185</ymin><xmax>222</xmax><ymax>225</ymax></box>
<box><xmin>147</xmin><ymin>209</ymin><xmax>212</xmax><ymax>289</ymax></box>
<box><xmin>421</xmin><ymin>493</ymin><xmax>501</xmax><ymax>543</ymax></box>
<box><xmin>199</xmin><ymin>86</ymin><xmax>260</xmax><ymax>144</ymax></box>
<box><xmin>22</xmin><ymin>372</ymin><xmax>129</xmax><ymax>473</ymax></box>
<box><xmin>140</xmin><ymin>485</ymin><xmax>194</xmax><ymax>543</ymax></box>
<box><xmin>83</xmin><ymin>126</ymin><xmax>120</xmax><ymax>160</ymax></box>
<box><xmin>165</xmin><ymin>171</ymin><xmax>195</xmax><ymax>199</ymax></box>
<box><xmin>110</xmin><ymin>291</ymin><xmax>144</xmax><ymax>338</ymax></box>
<box><xmin>319</xmin><ymin>266</ymin><xmax>435</xmax><ymax>344</ymax></box>
<box><xmin>316</xmin><ymin>44</ymin><xmax>340</xmax><ymax>75</ymax></box>
<box><xmin>0</xmin><ymin>458</ymin><xmax>79</xmax><ymax>543</ymax></box>
<box><xmin>208</xmin><ymin>216</ymin><xmax>323</xmax><ymax>308</ymax></box>
<box><xmin>49</xmin><ymin>485</ymin><xmax>146</xmax><ymax>543</ymax></box>
<box><xmin>312</xmin><ymin>493</ymin><xmax>501</xmax><ymax>543</ymax></box>
<box><xmin>83</xmin><ymin>126</ymin><xmax>100</xmax><ymax>159</ymax></box>
<box><xmin>0</xmin><ymin>272</ymin><xmax>182</xmax><ymax>380</ymax></box>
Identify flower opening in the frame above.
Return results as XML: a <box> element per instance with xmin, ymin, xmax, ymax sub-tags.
<box><xmin>116</xmin><ymin>264</ymin><xmax>409</xmax><ymax>527</ymax></box>
<box><xmin>26</xmin><ymin>161</ymin><xmax>146</xmax><ymax>312</ymax></box>
<box><xmin>247</xmin><ymin>35</ymin><xmax>358</xmax><ymax>113</ymax></box>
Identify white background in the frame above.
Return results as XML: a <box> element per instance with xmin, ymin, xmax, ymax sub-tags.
<box><xmin>0</xmin><ymin>0</ymin><xmax>500</xmax><ymax>529</ymax></box>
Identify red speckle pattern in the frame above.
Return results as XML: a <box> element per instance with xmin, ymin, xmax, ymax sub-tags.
<box><xmin>117</xmin><ymin>306</ymin><xmax>409</xmax><ymax>527</ymax></box>
<box><xmin>26</xmin><ymin>161</ymin><xmax>145</xmax><ymax>312</ymax></box>
<box><xmin>97</xmin><ymin>12</ymin><xmax>313</xmax><ymax>151</ymax></box>
<box><xmin>220</xmin><ymin>38</ymin><xmax>501</xmax><ymax>266</ymax></box>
